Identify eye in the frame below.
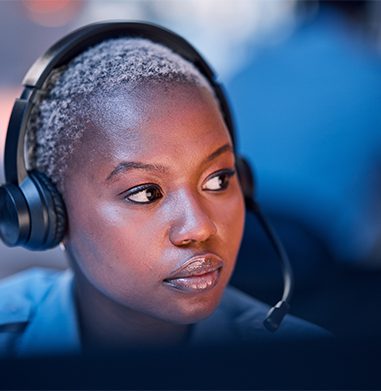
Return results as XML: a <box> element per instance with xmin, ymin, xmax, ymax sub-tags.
<box><xmin>124</xmin><ymin>184</ymin><xmax>163</xmax><ymax>204</ymax></box>
<box><xmin>202</xmin><ymin>169</ymin><xmax>236</xmax><ymax>191</ymax></box>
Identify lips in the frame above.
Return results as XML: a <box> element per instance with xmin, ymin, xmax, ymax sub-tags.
<box><xmin>163</xmin><ymin>254</ymin><xmax>223</xmax><ymax>293</ymax></box>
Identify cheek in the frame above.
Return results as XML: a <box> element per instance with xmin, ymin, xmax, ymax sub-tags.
<box><xmin>66</xmin><ymin>198</ymin><xmax>164</xmax><ymax>287</ymax></box>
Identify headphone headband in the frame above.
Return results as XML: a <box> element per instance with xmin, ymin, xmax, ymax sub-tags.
<box><xmin>4</xmin><ymin>21</ymin><xmax>236</xmax><ymax>185</ymax></box>
<box><xmin>23</xmin><ymin>22</ymin><xmax>215</xmax><ymax>88</ymax></box>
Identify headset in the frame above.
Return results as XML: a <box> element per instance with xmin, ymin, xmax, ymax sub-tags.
<box><xmin>0</xmin><ymin>21</ymin><xmax>293</xmax><ymax>332</ymax></box>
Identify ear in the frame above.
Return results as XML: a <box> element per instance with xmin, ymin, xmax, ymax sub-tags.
<box><xmin>236</xmin><ymin>155</ymin><xmax>255</xmax><ymax>201</ymax></box>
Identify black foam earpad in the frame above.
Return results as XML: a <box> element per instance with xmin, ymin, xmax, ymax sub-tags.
<box><xmin>28</xmin><ymin>170</ymin><xmax>67</xmax><ymax>249</ymax></box>
<box><xmin>0</xmin><ymin>171</ymin><xmax>67</xmax><ymax>250</ymax></box>
<box><xmin>236</xmin><ymin>156</ymin><xmax>255</xmax><ymax>201</ymax></box>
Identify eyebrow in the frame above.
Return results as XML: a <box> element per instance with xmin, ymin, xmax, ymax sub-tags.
<box><xmin>105</xmin><ymin>143</ymin><xmax>233</xmax><ymax>182</ymax></box>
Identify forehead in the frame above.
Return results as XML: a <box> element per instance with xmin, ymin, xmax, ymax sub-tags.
<box><xmin>79</xmin><ymin>82</ymin><xmax>232</xmax><ymax>163</ymax></box>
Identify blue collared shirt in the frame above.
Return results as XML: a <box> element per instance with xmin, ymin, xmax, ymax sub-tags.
<box><xmin>0</xmin><ymin>268</ymin><xmax>329</xmax><ymax>357</ymax></box>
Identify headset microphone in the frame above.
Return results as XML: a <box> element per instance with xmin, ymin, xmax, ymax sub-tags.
<box><xmin>237</xmin><ymin>157</ymin><xmax>294</xmax><ymax>332</ymax></box>
<box><xmin>247</xmin><ymin>199</ymin><xmax>294</xmax><ymax>332</ymax></box>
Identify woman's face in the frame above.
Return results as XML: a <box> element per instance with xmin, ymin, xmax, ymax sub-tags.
<box><xmin>63</xmin><ymin>82</ymin><xmax>245</xmax><ymax>324</ymax></box>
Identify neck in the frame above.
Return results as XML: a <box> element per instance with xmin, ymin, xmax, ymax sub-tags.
<box><xmin>72</xmin><ymin>267</ymin><xmax>189</xmax><ymax>352</ymax></box>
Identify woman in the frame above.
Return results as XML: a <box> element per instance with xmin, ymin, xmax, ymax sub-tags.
<box><xmin>0</xmin><ymin>23</ymin><xmax>328</xmax><ymax>357</ymax></box>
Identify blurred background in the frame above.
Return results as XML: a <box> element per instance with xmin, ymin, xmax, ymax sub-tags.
<box><xmin>1</xmin><ymin>0</ymin><xmax>381</xmax><ymax>338</ymax></box>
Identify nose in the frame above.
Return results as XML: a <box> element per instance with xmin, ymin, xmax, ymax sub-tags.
<box><xmin>169</xmin><ymin>190</ymin><xmax>217</xmax><ymax>247</ymax></box>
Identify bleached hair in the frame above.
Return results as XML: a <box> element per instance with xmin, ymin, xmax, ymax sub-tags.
<box><xmin>26</xmin><ymin>37</ymin><xmax>215</xmax><ymax>193</ymax></box>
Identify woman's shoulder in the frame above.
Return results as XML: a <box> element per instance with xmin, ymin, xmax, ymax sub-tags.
<box><xmin>0</xmin><ymin>268</ymin><xmax>63</xmax><ymax>318</ymax></box>
<box><xmin>0</xmin><ymin>268</ymin><xmax>70</xmax><ymax>356</ymax></box>
<box><xmin>1</xmin><ymin>265</ymin><xmax>63</xmax><ymax>296</ymax></box>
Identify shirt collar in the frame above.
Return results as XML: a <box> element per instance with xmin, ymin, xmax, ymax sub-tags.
<box><xmin>17</xmin><ymin>269</ymin><xmax>81</xmax><ymax>357</ymax></box>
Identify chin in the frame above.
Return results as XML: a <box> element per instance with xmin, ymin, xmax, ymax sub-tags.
<box><xmin>165</xmin><ymin>292</ymin><xmax>223</xmax><ymax>325</ymax></box>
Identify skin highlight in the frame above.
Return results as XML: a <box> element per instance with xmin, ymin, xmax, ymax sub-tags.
<box><xmin>62</xmin><ymin>82</ymin><xmax>245</xmax><ymax>349</ymax></box>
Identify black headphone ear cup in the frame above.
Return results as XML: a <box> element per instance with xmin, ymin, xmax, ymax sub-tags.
<box><xmin>29</xmin><ymin>171</ymin><xmax>67</xmax><ymax>249</ymax></box>
<box><xmin>236</xmin><ymin>156</ymin><xmax>255</xmax><ymax>201</ymax></box>
<box><xmin>0</xmin><ymin>183</ymin><xmax>31</xmax><ymax>247</ymax></box>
